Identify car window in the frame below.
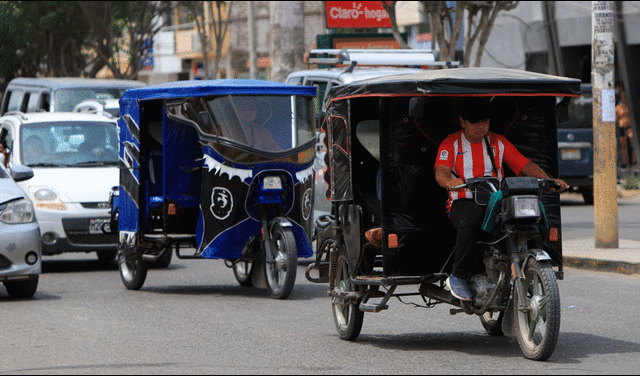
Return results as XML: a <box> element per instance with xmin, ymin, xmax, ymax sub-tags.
<box><xmin>6</xmin><ymin>91</ymin><xmax>25</xmax><ymax>113</ymax></box>
<box><xmin>53</xmin><ymin>88</ymin><xmax>124</xmax><ymax>112</ymax></box>
<box><xmin>20</xmin><ymin>121</ymin><xmax>119</xmax><ymax>166</ymax></box>
<box><xmin>26</xmin><ymin>92</ymin><xmax>42</xmax><ymax>112</ymax></box>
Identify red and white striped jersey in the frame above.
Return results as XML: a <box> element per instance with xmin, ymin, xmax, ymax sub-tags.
<box><xmin>434</xmin><ymin>130</ymin><xmax>530</xmax><ymax>212</ymax></box>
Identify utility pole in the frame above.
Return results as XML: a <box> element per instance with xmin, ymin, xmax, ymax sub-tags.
<box><xmin>248</xmin><ymin>1</ymin><xmax>257</xmax><ymax>80</ymax></box>
<box><xmin>592</xmin><ymin>1</ymin><xmax>618</xmax><ymax>248</ymax></box>
<box><xmin>269</xmin><ymin>1</ymin><xmax>305</xmax><ymax>83</ymax></box>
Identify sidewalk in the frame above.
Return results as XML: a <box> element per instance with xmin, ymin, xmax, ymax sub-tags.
<box><xmin>563</xmin><ymin>238</ymin><xmax>640</xmax><ymax>275</ymax></box>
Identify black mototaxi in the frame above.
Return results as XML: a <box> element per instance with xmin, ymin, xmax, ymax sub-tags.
<box><xmin>305</xmin><ymin>67</ymin><xmax>581</xmax><ymax>360</ymax></box>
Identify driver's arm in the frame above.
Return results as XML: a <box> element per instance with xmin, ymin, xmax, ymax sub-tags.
<box><xmin>520</xmin><ymin>161</ymin><xmax>569</xmax><ymax>191</ymax></box>
<box><xmin>435</xmin><ymin>165</ymin><xmax>464</xmax><ymax>190</ymax></box>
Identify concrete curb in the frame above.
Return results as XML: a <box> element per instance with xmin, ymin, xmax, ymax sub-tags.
<box><xmin>563</xmin><ymin>256</ymin><xmax>640</xmax><ymax>275</ymax></box>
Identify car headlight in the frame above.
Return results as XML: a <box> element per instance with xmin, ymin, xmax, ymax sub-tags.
<box><xmin>28</xmin><ymin>186</ymin><xmax>67</xmax><ymax>210</ymax></box>
<box><xmin>262</xmin><ymin>176</ymin><xmax>283</xmax><ymax>190</ymax></box>
<box><xmin>0</xmin><ymin>199</ymin><xmax>35</xmax><ymax>224</ymax></box>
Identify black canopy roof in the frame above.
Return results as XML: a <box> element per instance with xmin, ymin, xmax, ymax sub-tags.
<box><xmin>327</xmin><ymin>67</ymin><xmax>582</xmax><ymax>101</ymax></box>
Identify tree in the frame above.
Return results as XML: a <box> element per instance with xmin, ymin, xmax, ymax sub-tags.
<box><xmin>181</xmin><ymin>1</ymin><xmax>233</xmax><ymax>80</ymax></box>
<box><xmin>269</xmin><ymin>1</ymin><xmax>305</xmax><ymax>82</ymax></box>
<box><xmin>384</xmin><ymin>1</ymin><xmax>519</xmax><ymax>67</ymax></box>
<box><xmin>79</xmin><ymin>1</ymin><xmax>172</xmax><ymax>79</ymax></box>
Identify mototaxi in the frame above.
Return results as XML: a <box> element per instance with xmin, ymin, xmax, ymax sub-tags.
<box><xmin>305</xmin><ymin>67</ymin><xmax>581</xmax><ymax>360</ymax></box>
<box><xmin>111</xmin><ymin>79</ymin><xmax>317</xmax><ymax>299</ymax></box>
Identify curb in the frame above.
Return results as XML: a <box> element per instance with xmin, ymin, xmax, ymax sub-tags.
<box><xmin>563</xmin><ymin>256</ymin><xmax>640</xmax><ymax>275</ymax></box>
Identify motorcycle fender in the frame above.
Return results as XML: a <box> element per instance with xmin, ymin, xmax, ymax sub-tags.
<box><xmin>269</xmin><ymin>217</ymin><xmax>293</xmax><ymax>231</ymax></box>
<box><xmin>522</xmin><ymin>249</ymin><xmax>551</xmax><ymax>270</ymax></box>
<box><xmin>502</xmin><ymin>296</ymin><xmax>515</xmax><ymax>337</ymax></box>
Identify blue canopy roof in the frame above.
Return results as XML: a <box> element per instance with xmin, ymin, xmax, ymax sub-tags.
<box><xmin>120</xmin><ymin>79</ymin><xmax>316</xmax><ymax>101</ymax></box>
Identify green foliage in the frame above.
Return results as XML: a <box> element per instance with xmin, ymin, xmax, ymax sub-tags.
<box><xmin>620</xmin><ymin>176</ymin><xmax>640</xmax><ymax>190</ymax></box>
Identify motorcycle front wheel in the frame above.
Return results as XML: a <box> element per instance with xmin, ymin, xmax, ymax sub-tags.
<box><xmin>513</xmin><ymin>259</ymin><xmax>561</xmax><ymax>361</ymax></box>
<box><xmin>118</xmin><ymin>248</ymin><xmax>148</xmax><ymax>290</ymax></box>
<box><xmin>264</xmin><ymin>223</ymin><xmax>297</xmax><ymax>299</ymax></box>
<box><xmin>332</xmin><ymin>245</ymin><xmax>364</xmax><ymax>341</ymax></box>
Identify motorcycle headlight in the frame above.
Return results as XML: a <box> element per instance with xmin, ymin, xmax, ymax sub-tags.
<box><xmin>0</xmin><ymin>199</ymin><xmax>35</xmax><ymax>224</ymax></box>
<box><xmin>28</xmin><ymin>186</ymin><xmax>67</xmax><ymax>210</ymax></box>
<box><xmin>262</xmin><ymin>176</ymin><xmax>283</xmax><ymax>190</ymax></box>
<box><xmin>506</xmin><ymin>196</ymin><xmax>541</xmax><ymax>219</ymax></box>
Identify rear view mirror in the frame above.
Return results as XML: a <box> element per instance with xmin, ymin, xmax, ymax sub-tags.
<box><xmin>556</xmin><ymin>97</ymin><xmax>571</xmax><ymax>124</ymax></box>
<box><xmin>409</xmin><ymin>97</ymin><xmax>427</xmax><ymax>118</ymax></box>
<box><xmin>9</xmin><ymin>164</ymin><xmax>34</xmax><ymax>182</ymax></box>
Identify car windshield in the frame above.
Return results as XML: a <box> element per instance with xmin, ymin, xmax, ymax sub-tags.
<box><xmin>20</xmin><ymin>121</ymin><xmax>119</xmax><ymax>167</ymax></box>
<box><xmin>53</xmin><ymin>88</ymin><xmax>127</xmax><ymax>112</ymax></box>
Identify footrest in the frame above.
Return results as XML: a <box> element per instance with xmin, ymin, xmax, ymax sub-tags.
<box><xmin>359</xmin><ymin>302</ymin><xmax>388</xmax><ymax>313</ymax></box>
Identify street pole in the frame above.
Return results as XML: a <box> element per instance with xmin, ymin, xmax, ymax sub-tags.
<box><xmin>248</xmin><ymin>1</ymin><xmax>257</xmax><ymax>80</ymax></box>
<box><xmin>592</xmin><ymin>1</ymin><xmax>619</xmax><ymax>248</ymax></box>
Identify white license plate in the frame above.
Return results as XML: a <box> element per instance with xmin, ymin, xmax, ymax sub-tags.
<box><xmin>561</xmin><ymin>148</ymin><xmax>581</xmax><ymax>160</ymax></box>
<box><xmin>89</xmin><ymin>218</ymin><xmax>110</xmax><ymax>234</ymax></box>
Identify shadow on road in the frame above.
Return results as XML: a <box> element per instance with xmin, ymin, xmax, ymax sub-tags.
<box><xmin>41</xmin><ymin>259</ymin><xmax>187</xmax><ymax>274</ymax></box>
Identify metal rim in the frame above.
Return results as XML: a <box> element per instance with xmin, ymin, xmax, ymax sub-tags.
<box><xmin>516</xmin><ymin>268</ymin><xmax>549</xmax><ymax>350</ymax></box>
<box><xmin>333</xmin><ymin>255</ymin><xmax>353</xmax><ymax>330</ymax></box>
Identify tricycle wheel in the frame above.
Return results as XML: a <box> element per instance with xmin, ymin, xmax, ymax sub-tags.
<box><xmin>118</xmin><ymin>248</ymin><xmax>148</xmax><ymax>290</ymax></box>
<box><xmin>233</xmin><ymin>261</ymin><xmax>254</xmax><ymax>287</ymax></box>
<box><xmin>480</xmin><ymin>310</ymin><xmax>505</xmax><ymax>336</ymax></box>
<box><xmin>264</xmin><ymin>223</ymin><xmax>297</xmax><ymax>299</ymax></box>
<box><xmin>152</xmin><ymin>249</ymin><xmax>172</xmax><ymax>269</ymax></box>
<box><xmin>513</xmin><ymin>259</ymin><xmax>560</xmax><ymax>361</ymax></box>
<box><xmin>332</xmin><ymin>249</ymin><xmax>364</xmax><ymax>341</ymax></box>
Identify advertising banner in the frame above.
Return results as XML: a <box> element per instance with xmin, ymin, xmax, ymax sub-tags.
<box><xmin>325</xmin><ymin>1</ymin><xmax>392</xmax><ymax>28</ymax></box>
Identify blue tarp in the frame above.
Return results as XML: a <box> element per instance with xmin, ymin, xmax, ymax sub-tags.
<box><xmin>120</xmin><ymin>79</ymin><xmax>317</xmax><ymax>101</ymax></box>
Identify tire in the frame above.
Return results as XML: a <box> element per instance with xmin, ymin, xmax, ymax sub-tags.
<box><xmin>264</xmin><ymin>223</ymin><xmax>297</xmax><ymax>299</ymax></box>
<box><xmin>152</xmin><ymin>249</ymin><xmax>172</xmax><ymax>269</ymax></box>
<box><xmin>480</xmin><ymin>310</ymin><xmax>505</xmax><ymax>336</ymax></box>
<box><xmin>118</xmin><ymin>248</ymin><xmax>148</xmax><ymax>290</ymax></box>
<box><xmin>97</xmin><ymin>250</ymin><xmax>117</xmax><ymax>262</ymax></box>
<box><xmin>513</xmin><ymin>259</ymin><xmax>561</xmax><ymax>361</ymax></box>
<box><xmin>4</xmin><ymin>276</ymin><xmax>38</xmax><ymax>299</ymax></box>
<box><xmin>233</xmin><ymin>261</ymin><xmax>254</xmax><ymax>287</ymax></box>
<box><xmin>332</xmin><ymin>248</ymin><xmax>364</xmax><ymax>341</ymax></box>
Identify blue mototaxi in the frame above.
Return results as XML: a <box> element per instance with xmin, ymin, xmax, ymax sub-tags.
<box><xmin>113</xmin><ymin>79</ymin><xmax>317</xmax><ymax>299</ymax></box>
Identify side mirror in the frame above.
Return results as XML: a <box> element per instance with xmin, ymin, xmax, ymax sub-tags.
<box><xmin>9</xmin><ymin>164</ymin><xmax>34</xmax><ymax>182</ymax></box>
<box><xmin>556</xmin><ymin>96</ymin><xmax>571</xmax><ymax>124</ymax></box>
<box><xmin>409</xmin><ymin>97</ymin><xmax>427</xmax><ymax>119</ymax></box>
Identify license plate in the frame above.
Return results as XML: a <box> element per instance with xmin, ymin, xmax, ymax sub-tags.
<box><xmin>561</xmin><ymin>148</ymin><xmax>581</xmax><ymax>160</ymax></box>
<box><xmin>89</xmin><ymin>218</ymin><xmax>110</xmax><ymax>234</ymax></box>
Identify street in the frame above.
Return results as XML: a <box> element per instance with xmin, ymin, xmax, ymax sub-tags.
<box><xmin>2</xmin><ymin>246</ymin><xmax>640</xmax><ymax>374</ymax></box>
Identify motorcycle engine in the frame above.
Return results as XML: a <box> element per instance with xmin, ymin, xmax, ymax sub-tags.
<box><xmin>470</xmin><ymin>274</ymin><xmax>494</xmax><ymax>308</ymax></box>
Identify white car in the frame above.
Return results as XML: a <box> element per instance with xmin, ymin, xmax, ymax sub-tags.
<box><xmin>0</xmin><ymin>112</ymin><xmax>119</xmax><ymax>261</ymax></box>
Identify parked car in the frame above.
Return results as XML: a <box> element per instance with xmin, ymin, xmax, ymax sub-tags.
<box><xmin>0</xmin><ymin>162</ymin><xmax>41</xmax><ymax>298</ymax></box>
<box><xmin>0</xmin><ymin>77</ymin><xmax>145</xmax><ymax>116</ymax></box>
<box><xmin>286</xmin><ymin>49</ymin><xmax>459</xmax><ymax>213</ymax></box>
<box><xmin>0</xmin><ymin>111</ymin><xmax>120</xmax><ymax>261</ymax></box>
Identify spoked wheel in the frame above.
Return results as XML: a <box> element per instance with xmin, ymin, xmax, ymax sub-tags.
<box><xmin>480</xmin><ymin>310</ymin><xmax>505</xmax><ymax>336</ymax></box>
<box><xmin>264</xmin><ymin>223</ymin><xmax>297</xmax><ymax>299</ymax></box>
<box><xmin>118</xmin><ymin>248</ymin><xmax>149</xmax><ymax>290</ymax></box>
<box><xmin>233</xmin><ymin>261</ymin><xmax>254</xmax><ymax>287</ymax></box>
<box><xmin>332</xmin><ymin>247</ymin><xmax>364</xmax><ymax>341</ymax></box>
<box><xmin>152</xmin><ymin>249</ymin><xmax>172</xmax><ymax>269</ymax></box>
<box><xmin>513</xmin><ymin>259</ymin><xmax>561</xmax><ymax>361</ymax></box>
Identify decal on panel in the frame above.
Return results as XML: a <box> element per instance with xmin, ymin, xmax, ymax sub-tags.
<box><xmin>295</xmin><ymin>165</ymin><xmax>314</xmax><ymax>185</ymax></box>
<box><xmin>203</xmin><ymin>154</ymin><xmax>253</xmax><ymax>182</ymax></box>
<box><xmin>302</xmin><ymin>188</ymin><xmax>312</xmax><ymax>220</ymax></box>
<box><xmin>211</xmin><ymin>187</ymin><xmax>233</xmax><ymax>220</ymax></box>
<box><xmin>123</xmin><ymin>114</ymin><xmax>140</xmax><ymax>143</ymax></box>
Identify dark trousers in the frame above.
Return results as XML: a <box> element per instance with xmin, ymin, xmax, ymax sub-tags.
<box><xmin>450</xmin><ymin>199</ymin><xmax>487</xmax><ymax>280</ymax></box>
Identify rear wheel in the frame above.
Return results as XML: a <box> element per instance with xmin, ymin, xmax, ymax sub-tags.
<box><xmin>152</xmin><ymin>249</ymin><xmax>172</xmax><ymax>268</ymax></box>
<box><xmin>118</xmin><ymin>248</ymin><xmax>148</xmax><ymax>290</ymax></box>
<box><xmin>513</xmin><ymin>259</ymin><xmax>561</xmax><ymax>361</ymax></box>
<box><xmin>233</xmin><ymin>261</ymin><xmax>254</xmax><ymax>287</ymax></box>
<box><xmin>480</xmin><ymin>310</ymin><xmax>505</xmax><ymax>336</ymax></box>
<box><xmin>265</xmin><ymin>223</ymin><xmax>297</xmax><ymax>299</ymax></box>
<box><xmin>4</xmin><ymin>276</ymin><xmax>38</xmax><ymax>298</ymax></box>
<box><xmin>332</xmin><ymin>247</ymin><xmax>364</xmax><ymax>341</ymax></box>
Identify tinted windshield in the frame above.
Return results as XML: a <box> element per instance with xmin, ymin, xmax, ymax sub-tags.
<box><xmin>53</xmin><ymin>88</ymin><xmax>127</xmax><ymax>112</ymax></box>
<box><xmin>20</xmin><ymin>121</ymin><xmax>119</xmax><ymax>167</ymax></box>
<box><xmin>206</xmin><ymin>95</ymin><xmax>315</xmax><ymax>150</ymax></box>
<box><xmin>559</xmin><ymin>90</ymin><xmax>592</xmax><ymax>129</ymax></box>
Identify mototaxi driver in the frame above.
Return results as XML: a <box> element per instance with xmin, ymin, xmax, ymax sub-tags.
<box><xmin>434</xmin><ymin>97</ymin><xmax>568</xmax><ymax>302</ymax></box>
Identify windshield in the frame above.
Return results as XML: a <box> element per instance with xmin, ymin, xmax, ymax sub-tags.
<box><xmin>53</xmin><ymin>88</ymin><xmax>127</xmax><ymax>112</ymax></box>
<box><xmin>166</xmin><ymin>95</ymin><xmax>316</xmax><ymax>164</ymax></box>
<box><xmin>559</xmin><ymin>90</ymin><xmax>592</xmax><ymax>129</ymax></box>
<box><xmin>20</xmin><ymin>121</ymin><xmax>119</xmax><ymax>167</ymax></box>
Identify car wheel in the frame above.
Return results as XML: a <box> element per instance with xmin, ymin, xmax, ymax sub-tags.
<box><xmin>4</xmin><ymin>276</ymin><xmax>39</xmax><ymax>299</ymax></box>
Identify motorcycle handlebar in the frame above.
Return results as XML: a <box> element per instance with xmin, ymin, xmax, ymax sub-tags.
<box><xmin>451</xmin><ymin>177</ymin><xmax>568</xmax><ymax>191</ymax></box>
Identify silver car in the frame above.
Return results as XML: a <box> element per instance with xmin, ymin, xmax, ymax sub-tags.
<box><xmin>0</xmin><ymin>163</ymin><xmax>41</xmax><ymax>298</ymax></box>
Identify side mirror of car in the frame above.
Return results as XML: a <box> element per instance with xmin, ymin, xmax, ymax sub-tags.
<box><xmin>9</xmin><ymin>164</ymin><xmax>34</xmax><ymax>182</ymax></box>
<box><xmin>409</xmin><ymin>97</ymin><xmax>427</xmax><ymax>119</ymax></box>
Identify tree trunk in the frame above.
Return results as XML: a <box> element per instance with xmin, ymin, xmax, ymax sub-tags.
<box><xmin>269</xmin><ymin>1</ymin><xmax>305</xmax><ymax>83</ymax></box>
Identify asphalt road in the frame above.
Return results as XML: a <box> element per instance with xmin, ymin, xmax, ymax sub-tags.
<box><xmin>1</xmin><ymin>251</ymin><xmax>639</xmax><ymax>374</ymax></box>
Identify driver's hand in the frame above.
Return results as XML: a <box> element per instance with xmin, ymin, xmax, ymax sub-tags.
<box><xmin>553</xmin><ymin>178</ymin><xmax>569</xmax><ymax>192</ymax></box>
<box><xmin>447</xmin><ymin>178</ymin><xmax>465</xmax><ymax>190</ymax></box>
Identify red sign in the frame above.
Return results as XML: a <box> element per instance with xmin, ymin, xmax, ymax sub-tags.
<box><xmin>325</xmin><ymin>1</ymin><xmax>392</xmax><ymax>29</ymax></box>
